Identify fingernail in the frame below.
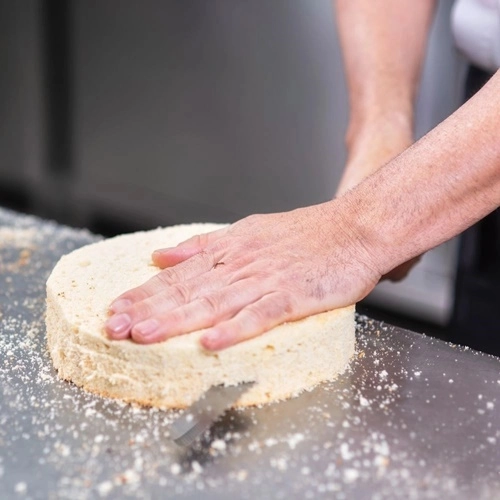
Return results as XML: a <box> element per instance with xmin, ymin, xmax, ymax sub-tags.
<box><xmin>109</xmin><ymin>299</ymin><xmax>132</xmax><ymax>313</ymax></box>
<box><xmin>133</xmin><ymin>319</ymin><xmax>160</xmax><ymax>338</ymax></box>
<box><xmin>201</xmin><ymin>331</ymin><xmax>221</xmax><ymax>350</ymax></box>
<box><xmin>106</xmin><ymin>313</ymin><xmax>131</xmax><ymax>335</ymax></box>
<box><xmin>152</xmin><ymin>247</ymin><xmax>171</xmax><ymax>256</ymax></box>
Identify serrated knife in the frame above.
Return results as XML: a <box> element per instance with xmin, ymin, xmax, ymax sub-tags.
<box><xmin>169</xmin><ymin>381</ymin><xmax>255</xmax><ymax>447</ymax></box>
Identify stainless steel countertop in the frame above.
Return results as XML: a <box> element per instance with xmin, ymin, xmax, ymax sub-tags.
<box><xmin>0</xmin><ymin>207</ymin><xmax>499</xmax><ymax>500</ymax></box>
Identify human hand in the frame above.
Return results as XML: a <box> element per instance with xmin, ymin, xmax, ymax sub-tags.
<box><xmin>105</xmin><ymin>204</ymin><xmax>382</xmax><ymax>350</ymax></box>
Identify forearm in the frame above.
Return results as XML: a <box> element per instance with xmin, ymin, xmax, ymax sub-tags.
<box><xmin>338</xmin><ymin>71</ymin><xmax>500</xmax><ymax>275</ymax></box>
<box><xmin>105</xmin><ymin>75</ymin><xmax>498</xmax><ymax>351</ymax></box>
<box><xmin>334</xmin><ymin>0</ymin><xmax>436</xmax><ymax>142</ymax></box>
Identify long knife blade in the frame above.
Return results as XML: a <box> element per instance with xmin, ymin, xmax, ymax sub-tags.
<box><xmin>170</xmin><ymin>381</ymin><xmax>255</xmax><ymax>447</ymax></box>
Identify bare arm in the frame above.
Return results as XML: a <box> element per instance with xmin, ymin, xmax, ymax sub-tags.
<box><xmin>334</xmin><ymin>0</ymin><xmax>436</xmax><ymax>194</ymax></box>
<box><xmin>105</xmin><ymin>72</ymin><xmax>500</xmax><ymax>350</ymax></box>
<box><xmin>344</xmin><ymin>70</ymin><xmax>500</xmax><ymax>274</ymax></box>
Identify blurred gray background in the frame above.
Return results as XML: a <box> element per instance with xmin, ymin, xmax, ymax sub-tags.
<box><xmin>0</xmin><ymin>0</ymin><xmax>465</xmax><ymax>327</ymax></box>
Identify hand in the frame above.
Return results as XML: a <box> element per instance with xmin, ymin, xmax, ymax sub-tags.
<box><xmin>336</xmin><ymin>120</ymin><xmax>420</xmax><ymax>281</ymax></box>
<box><xmin>382</xmin><ymin>255</ymin><xmax>421</xmax><ymax>281</ymax></box>
<box><xmin>105</xmin><ymin>204</ymin><xmax>382</xmax><ymax>350</ymax></box>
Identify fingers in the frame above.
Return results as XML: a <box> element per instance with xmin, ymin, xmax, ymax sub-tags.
<box><xmin>381</xmin><ymin>255</ymin><xmax>422</xmax><ymax>282</ymax></box>
<box><xmin>152</xmin><ymin>227</ymin><xmax>229</xmax><ymax>269</ymax></box>
<box><xmin>201</xmin><ymin>292</ymin><xmax>295</xmax><ymax>351</ymax></box>
<box><xmin>152</xmin><ymin>245</ymin><xmax>203</xmax><ymax>268</ymax></box>
<box><xmin>109</xmin><ymin>248</ymin><xmax>220</xmax><ymax>314</ymax></box>
<box><xmin>106</xmin><ymin>277</ymin><xmax>267</xmax><ymax>344</ymax></box>
<box><xmin>106</xmin><ymin>281</ymin><xmax>198</xmax><ymax>339</ymax></box>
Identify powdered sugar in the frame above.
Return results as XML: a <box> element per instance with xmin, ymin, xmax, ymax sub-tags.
<box><xmin>0</xmin><ymin>208</ymin><xmax>499</xmax><ymax>499</ymax></box>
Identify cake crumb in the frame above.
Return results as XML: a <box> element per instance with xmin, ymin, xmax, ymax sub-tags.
<box><xmin>191</xmin><ymin>461</ymin><xmax>203</xmax><ymax>475</ymax></box>
<box><xmin>15</xmin><ymin>482</ymin><xmax>27</xmax><ymax>495</ymax></box>
<box><xmin>343</xmin><ymin>468</ymin><xmax>359</xmax><ymax>483</ymax></box>
<box><xmin>97</xmin><ymin>481</ymin><xmax>114</xmax><ymax>497</ymax></box>
<box><xmin>236</xmin><ymin>469</ymin><xmax>248</xmax><ymax>482</ymax></box>
<box><xmin>170</xmin><ymin>463</ymin><xmax>181</xmax><ymax>476</ymax></box>
<box><xmin>211</xmin><ymin>439</ymin><xmax>227</xmax><ymax>452</ymax></box>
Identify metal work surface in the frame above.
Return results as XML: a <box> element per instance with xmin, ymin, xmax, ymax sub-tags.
<box><xmin>0</xmin><ymin>207</ymin><xmax>499</xmax><ymax>499</ymax></box>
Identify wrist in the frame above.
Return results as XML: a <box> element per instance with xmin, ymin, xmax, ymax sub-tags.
<box><xmin>337</xmin><ymin>196</ymin><xmax>396</xmax><ymax>279</ymax></box>
<box><xmin>322</xmin><ymin>197</ymin><xmax>387</xmax><ymax>282</ymax></box>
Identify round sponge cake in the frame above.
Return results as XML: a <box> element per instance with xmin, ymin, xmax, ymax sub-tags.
<box><xmin>45</xmin><ymin>224</ymin><xmax>355</xmax><ymax>408</ymax></box>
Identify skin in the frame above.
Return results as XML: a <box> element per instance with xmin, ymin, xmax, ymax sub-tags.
<box><xmin>335</xmin><ymin>0</ymin><xmax>436</xmax><ymax>280</ymax></box>
<box><xmin>105</xmin><ymin>3</ymin><xmax>500</xmax><ymax>350</ymax></box>
<box><xmin>336</xmin><ymin>0</ymin><xmax>436</xmax><ymax>194</ymax></box>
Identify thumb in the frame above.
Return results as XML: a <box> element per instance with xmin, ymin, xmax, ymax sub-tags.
<box><xmin>152</xmin><ymin>226</ymin><xmax>229</xmax><ymax>268</ymax></box>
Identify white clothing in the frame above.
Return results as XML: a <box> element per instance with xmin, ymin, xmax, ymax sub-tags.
<box><xmin>452</xmin><ymin>0</ymin><xmax>500</xmax><ymax>71</ymax></box>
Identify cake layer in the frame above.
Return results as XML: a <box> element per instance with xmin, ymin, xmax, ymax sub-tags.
<box><xmin>46</xmin><ymin>224</ymin><xmax>355</xmax><ymax>408</ymax></box>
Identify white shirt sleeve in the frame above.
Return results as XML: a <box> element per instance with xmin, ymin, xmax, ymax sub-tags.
<box><xmin>451</xmin><ymin>0</ymin><xmax>500</xmax><ymax>71</ymax></box>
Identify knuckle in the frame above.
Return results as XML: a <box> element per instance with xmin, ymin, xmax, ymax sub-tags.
<box><xmin>199</xmin><ymin>247</ymin><xmax>222</xmax><ymax>269</ymax></box>
<box><xmin>267</xmin><ymin>294</ymin><xmax>290</xmax><ymax>318</ymax></box>
<box><xmin>156</xmin><ymin>268</ymin><xmax>180</xmax><ymax>286</ymax></box>
<box><xmin>211</xmin><ymin>239</ymin><xmax>227</xmax><ymax>255</ymax></box>
<box><xmin>128</xmin><ymin>301</ymin><xmax>153</xmax><ymax>322</ymax></box>
<box><xmin>178</xmin><ymin>234</ymin><xmax>200</xmax><ymax>248</ymax></box>
<box><xmin>199</xmin><ymin>232</ymin><xmax>214</xmax><ymax>247</ymax></box>
<box><xmin>192</xmin><ymin>234</ymin><xmax>205</xmax><ymax>247</ymax></box>
<box><xmin>164</xmin><ymin>307</ymin><xmax>186</xmax><ymax>327</ymax></box>
<box><xmin>277</xmin><ymin>293</ymin><xmax>294</xmax><ymax>316</ymax></box>
<box><xmin>126</xmin><ymin>285</ymin><xmax>153</xmax><ymax>303</ymax></box>
<box><xmin>170</xmin><ymin>282</ymin><xmax>191</xmax><ymax>305</ymax></box>
<box><xmin>198</xmin><ymin>295</ymin><xmax>219</xmax><ymax>316</ymax></box>
<box><xmin>182</xmin><ymin>232</ymin><xmax>210</xmax><ymax>248</ymax></box>
<box><xmin>251</xmin><ymin>294</ymin><xmax>293</xmax><ymax>323</ymax></box>
<box><xmin>230</xmin><ymin>265</ymin><xmax>270</xmax><ymax>284</ymax></box>
<box><xmin>244</xmin><ymin>303</ymin><xmax>268</xmax><ymax>326</ymax></box>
